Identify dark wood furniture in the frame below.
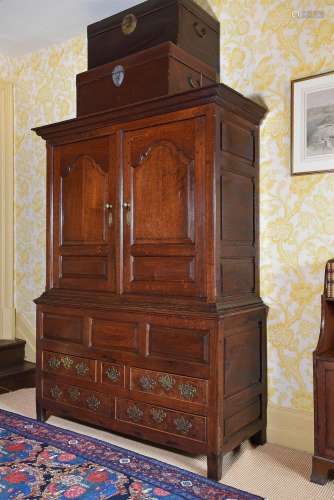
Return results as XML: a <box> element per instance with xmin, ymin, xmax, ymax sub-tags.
<box><xmin>0</xmin><ymin>339</ymin><xmax>35</xmax><ymax>394</ymax></box>
<box><xmin>34</xmin><ymin>84</ymin><xmax>267</xmax><ymax>480</ymax></box>
<box><xmin>87</xmin><ymin>0</ymin><xmax>220</xmax><ymax>72</ymax></box>
<box><xmin>312</xmin><ymin>259</ymin><xmax>334</xmax><ymax>484</ymax></box>
<box><xmin>77</xmin><ymin>42</ymin><xmax>218</xmax><ymax>116</ymax></box>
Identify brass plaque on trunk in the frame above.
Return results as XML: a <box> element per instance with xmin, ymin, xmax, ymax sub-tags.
<box><xmin>122</xmin><ymin>14</ymin><xmax>137</xmax><ymax>35</ymax></box>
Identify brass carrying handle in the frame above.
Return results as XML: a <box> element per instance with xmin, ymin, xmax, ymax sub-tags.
<box><xmin>193</xmin><ymin>22</ymin><xmax>207</xmax><ymax>38</ymax></box>
<box><xmin>188</xmin><ymin>77</ymin><xmax>201</xmax><ymax>89</ymax></box>
<box><xmin>123</xmin><ymin>202</ymin><xmax>131</xmax><ymax>226</ymax></box>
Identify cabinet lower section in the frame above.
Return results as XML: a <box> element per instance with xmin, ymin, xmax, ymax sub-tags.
<box><xmin>36</xmin><ymin>302</ymin><xmax>267</xmax><ymax>479</ymax></box>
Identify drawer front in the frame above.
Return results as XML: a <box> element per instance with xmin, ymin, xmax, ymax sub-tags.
<box><xmin>101</xmin><ymin>362</ymin><xmax>125</xmax><ymax>388</ymax></box>
<box><xmin>43</xmin><ymin>380</ymin><xmax>110</xmax><ymax>416</ymax></box>
<box><xmin>148</xmin><ymin>324</ymin><xmax>210</xmax><ymax>365</ymax></box>
<box><xmin>91</xmin><ymin>318</ymin><xmax>140</xmax><ymax>354</ymax></box>
<box><xmin>116</xmin><ymin>398</ymin><xmax>206</xmax><ymax>442</ymax></box>
<box><xmin>42</xmin><ymin>312</ymin><xmax>84</xmax><ymax>344</ymax></box>
<box><xmin>130</xmin><ymin>368</ymin><xmax>208</xmax><ymax>404</ymax></box>
<box><xmin>42</xmin><ymin>351</ymin><xmax>96</xmax><ymax>383</ymax></box>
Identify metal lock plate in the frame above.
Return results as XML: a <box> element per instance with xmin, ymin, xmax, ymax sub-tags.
<box><xmin>122</xmin><ymin>13</ymin><xmax>137</xmax><ymax>35</ymax></box>
<box><xmin>112</xmin><ymin>65</ymin><xmax>125</xmax><ymax>87</ymax></box>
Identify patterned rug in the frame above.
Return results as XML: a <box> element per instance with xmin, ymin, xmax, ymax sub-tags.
<box><xmin>0</xmin><ymin>409</ymin><xmax>263</xmax><ymax>499</ymax></box>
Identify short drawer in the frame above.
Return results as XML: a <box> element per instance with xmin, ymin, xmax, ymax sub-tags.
<box><xmin>116</xmin><ymin>398</ymin><xmax>206</xmax><ymax>442</ymax></box>
<box><xmin>101</xmin><ymin>362</ymin><xmax>125</xmax><ymax>388</ymax></box>
<box><xmin>130</xmin><ymin>368</ymin><xmax>208</xmax><ymax>405</ymax></box>
<box><xmin>43</xmin><ymin>380</ymin><xmax>111</xmax><ymax>416</ymax></box>
<box><xmin>42</xmin><ymin>351</ymin><xmax>96</xmax><ymax>383</ymax></box>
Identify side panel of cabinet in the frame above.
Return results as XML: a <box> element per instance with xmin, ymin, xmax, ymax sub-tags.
<box><xmin>317</xmin><ymin>360</ymin><xmax>334</xmax><ymax>459</ymax></box>
<box><xmin>122</xmin><ymin>116</ymin><xmax>207</xmax><ymax>297</ymax></box>
<box><xmin>52</xmin><ymin>136</ymin><xmax>117</xmax><ymax>291</ymax></box>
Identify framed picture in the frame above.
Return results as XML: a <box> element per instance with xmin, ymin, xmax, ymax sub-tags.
<box><xmin>291</xmin><ymin>71</ymin><xmax>334</xmax><ymax>175</ymax></box>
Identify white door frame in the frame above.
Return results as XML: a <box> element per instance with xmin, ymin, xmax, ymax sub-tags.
<box><xmin>0</xmin><ymin>80</ymin><xmax>15</xmax><ymax>340</ymax></box>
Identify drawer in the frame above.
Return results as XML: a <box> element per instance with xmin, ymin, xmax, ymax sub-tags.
<box><xmin>43</xmin><ymin>380</ymin><xmax>111</xmax><ymax>416</ymax></box>
<box><xmin>101</xmin><ymin>362</ymin><xmax>125</xmax><ymax>388</ymax></box>
<box><xmin>116</xmin><ymin>398</ymin><xmax>206</xmax><ymax>442</ymax></box>
<box><xmin>130</xmin><ymin>367</ymin><xmax>208</xmax><ymax>405</ymax></box>
<box><xmin>42</xmin><ymin>351</ymin><xmax>96</xmax><ymax>383</ymax></box>
<box><xmin>147</xmin><ymin>323</ymin><xmax>210</xmax><ymax>365</ymax></box>
<box><xmin>42</xmin><ymin>311</ymin><xmax>84</xmax><ymax>344</ymax></box>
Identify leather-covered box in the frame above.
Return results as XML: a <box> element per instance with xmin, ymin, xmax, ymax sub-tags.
<box><xmin>87</xmin><ymin>0</ymin><xmax>220</xmax><ymax>73</ymax></box>
<box><xmin>77</xmin><ymin>42</ymin><xmax>218</xmax><ymax>116</ymax></box>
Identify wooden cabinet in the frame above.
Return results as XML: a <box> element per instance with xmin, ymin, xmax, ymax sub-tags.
<box><xmin>312</xmin><ymin>259</ymin><xmax>334</xmax><ymax>484</ymax></box>
<box><xmin>34</xmin><ymin>84</ymin><xmax>267</xmax><ymax>480</ymax></box>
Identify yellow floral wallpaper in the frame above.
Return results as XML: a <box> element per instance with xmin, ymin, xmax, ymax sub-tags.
<box><xmin>0</xmin><ymin>1</ymin><xmax>334</xmax><ymax>413</ymax></box>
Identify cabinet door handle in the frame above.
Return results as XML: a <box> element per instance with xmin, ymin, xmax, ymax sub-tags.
<box><xmin>123</xmin><ymin>202</ymin><xmax>131</xmax><ymax>226</ymax></box>
<box><xmin>105</xmin><ymin>203</ymin><xmax>113</xmax><ymax>226</ymax></box>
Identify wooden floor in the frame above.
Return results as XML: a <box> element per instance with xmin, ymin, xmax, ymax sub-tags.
<box><xmin>0</xmin><ymin>388</ymin><xmax>334</xmax><ymax>500</ymax></box>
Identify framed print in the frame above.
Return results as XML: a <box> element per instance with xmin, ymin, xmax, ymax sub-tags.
<box><xmin>291</xmin><ymin>71</ymin><xmax>334</xmax><ymax>175</ymax></box>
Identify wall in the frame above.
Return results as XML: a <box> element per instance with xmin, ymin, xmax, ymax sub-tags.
<box><xmin>0</xmin><ymin>0</ymin><xmax>333</xmax><ymax>449</ymax></box>
<box><xmin>12</xmin><ymin>36</ymin><xmax>86</xmax><ymax>361</ymax></box>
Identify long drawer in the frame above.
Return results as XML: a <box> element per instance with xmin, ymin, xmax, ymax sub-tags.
<box><xmin>116</xmin><ymin>397</ymin><xmax>206</xmax><ymax>442</ymax></box>
<box><xmin>129</xmin><ymin>367</ymin><xmax>208</xmax><ymax>404</ymax></box>
<box><xmin>43</xmin><ymin>380</ymin><xmax>111</xmax><ymax>417</ymax></box>
<box><xmin>43</xmin><ymin>351</ymin><xmax>96</xmax><ymax>382</ymax></box>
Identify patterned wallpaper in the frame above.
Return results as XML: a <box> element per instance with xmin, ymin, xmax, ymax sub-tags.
<box><xmin>0</xmin><ymin>1</ymin><xmax>334</xmax><ymax>412</ymax></box>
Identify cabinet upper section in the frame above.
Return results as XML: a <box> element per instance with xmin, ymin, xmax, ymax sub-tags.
<box><xmin>34</xmin><ymin>85</ymin><xmax>266</xmax><ymax>310</ymax></box>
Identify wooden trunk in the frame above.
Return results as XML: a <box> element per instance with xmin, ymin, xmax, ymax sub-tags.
<box><xmin>33</xmin><ymin>85</ymin><xmax>267</xmax><ymax>480</ymax></box>
<box><xmin>77</xmin><ymin>42</ymin><xmax>218</xmax><ymax>116</ymax></box>
<box><xmin>87</xmin><ymin>0</ymin><xmax>220</xmax><ymax>72</ymax></box>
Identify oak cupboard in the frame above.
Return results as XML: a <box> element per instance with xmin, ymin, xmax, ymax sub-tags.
<box><xmin>33</xmin><ymin>84</ymin><xmax>267</xmax><ymax>480</ymax></box>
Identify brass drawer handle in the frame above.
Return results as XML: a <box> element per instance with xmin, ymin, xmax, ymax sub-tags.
<box><xmin>174</xmin><ymin>416</ymin><xmax>192</xmax><ymax>435</ymax></box>
<box><xmin>61</xmin><ymin>356</ymin><xmax>74</xmax><ymax>370</ymax></box>
<box><xmin>150</xmin><ymin>408</ymin><xmax>167</xmax><ymax>424</ymax></box>
<box><xmin>68</xmin><ymin>387</ymin><xmax>81</xmax><ymax>401</ymax></box>
<box><xmin>86</xmin><ymin>395</ymin><xmax>101</xmax><ymax>411</ymax></box>
<box><xmin>50</xmin><ymin>385</ymin><xmax>62</xmax><ymax>400</ymax></box>
<box><xmin>139</xmin><ymin>375</ymin><xmax>156</xmax><ymax>392</ymax></box>
<box><xmin>48</xmin><ymin>357</ymin><xmax>61</xmax><ymax>370</ymax></box>
<box><xmin>106</xmin><ymin>366</ymin><xmax>121</xmax><ymax>383</ymax></box>
<box><xmin>126</xmin><ymin>404</ymin><xmax>144</xmax><ymax>422</ymax></box>
<box><xmin>76</xmin><ymin>362</ymin><xmax>89</xmax><ymax>377</ymax></box>
<box><xmin>159</xmin><ymin>374</ymin><xmax>175</xmax><ymax>391</ymax></box>
<box><xmin>193</xmin><ymin>22</ymin><xmax>207</xmax><ymax>38</ymax></box>
<box><xmin>178</xmin><ymin>383</ymin><xmax>198</xmax><ymax>401</ymax></box>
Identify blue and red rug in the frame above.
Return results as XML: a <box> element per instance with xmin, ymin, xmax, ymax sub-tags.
<box><xmin>0</xmin><ymin>408</ymin><xmax>263</xmax><ymax>499</ymax></box>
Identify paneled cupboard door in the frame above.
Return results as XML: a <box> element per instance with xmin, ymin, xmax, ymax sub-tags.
<box><xmin>52</xmin><ymin>136</ymin><xmax>117</xmax><ymax>291</ymax></box>
<box><xmin>122</xmin><ymin>116</ymin><xmax>207</xmax><ymax>297</ymax></box>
